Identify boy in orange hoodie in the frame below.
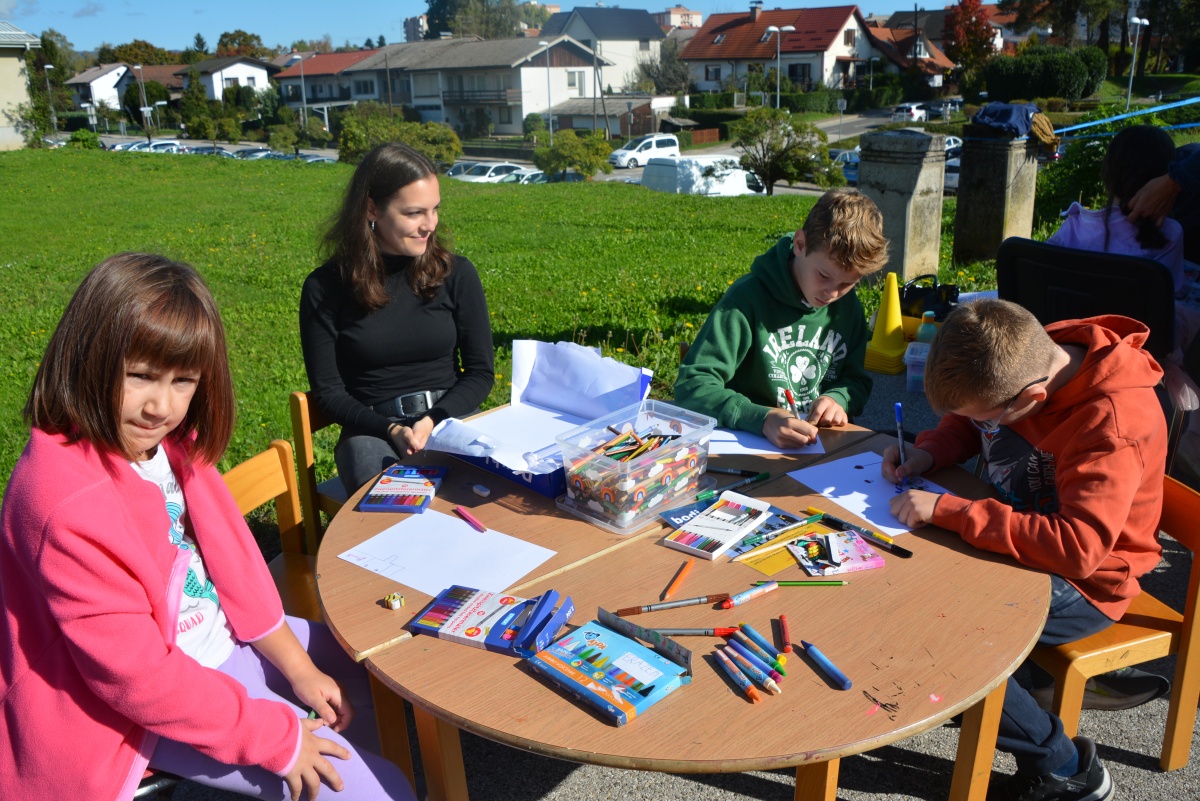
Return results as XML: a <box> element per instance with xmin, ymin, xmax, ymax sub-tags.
<box><xmin>883</xmin><ymin>299</ymin><xmax>1166</xmax><ymax>801</ymax></box>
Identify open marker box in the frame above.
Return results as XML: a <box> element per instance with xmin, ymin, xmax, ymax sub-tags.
<box><xmin>555</xmin><ymin>400</ymin><xmax>716</xmax><ymax>535</ymax></box>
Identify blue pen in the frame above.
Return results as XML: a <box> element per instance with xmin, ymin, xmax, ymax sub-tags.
<box><xmin>738</xmin><ymin>622</ymin><xmax>784</xmax><ymax>662</ymax></box>
<box><xmin>801</xmin><ymin>639</ymin><xmax>852</xmax><ymax>690</ymax></box>
<box><xmin>895</xmin><ymin>402</ymin><xmax>908</xmax><ymax>489</ymax></box>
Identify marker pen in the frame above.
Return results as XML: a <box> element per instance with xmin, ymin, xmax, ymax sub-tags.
<box><xmin>721</xmin><ymin>580</ymin><xmax>778</xmax><ymax>609</ymax></box>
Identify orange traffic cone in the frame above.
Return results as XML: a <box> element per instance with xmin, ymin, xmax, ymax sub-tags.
<box><xmin>865</xmin><ymin>271</ymin><xmax>906</xmax><ymax>374</ymax></box>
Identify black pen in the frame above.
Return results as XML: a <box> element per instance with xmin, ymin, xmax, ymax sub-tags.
<box><xmin>805</xmin><ymin>506</ymin><xmax>913</xmax><ymax>558</ymax></box>
<box><xmin>706</xmin><ymin>466</ymin><xmax>761</xmax><ymax>477</ymax></box>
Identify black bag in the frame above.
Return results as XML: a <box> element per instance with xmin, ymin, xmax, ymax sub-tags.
<box><xmin>899</xmin><ymin>274</ymin><xmax>959</xmax><ymax>321</ymax></box>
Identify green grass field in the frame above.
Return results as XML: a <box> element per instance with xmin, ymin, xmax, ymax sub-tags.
<box><xmin>0</xmin><ymin>149</ymin><xmax>973</xmax><ymax>486</ymax></box>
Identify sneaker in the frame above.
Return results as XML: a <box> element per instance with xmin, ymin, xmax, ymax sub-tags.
<box><xmin>1029</xmin><ymin>667</ymin><xmax>1171</xmax><ymax>712</ymax></box>
<box><xmin>987</xmin><ymin>736</ymin><xmax>1113</xmax><ymax>801</ymax></box>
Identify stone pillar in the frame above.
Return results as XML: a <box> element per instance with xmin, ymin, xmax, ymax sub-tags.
<box><xmin>858</xmin><ymin>129</ymin><xmax>946</xmax><ymax>282</ymax></box>
<box><xmin>952</xmin><ymin>124</ymin><xmax>1039</xmax><ymax>264</ymax></box>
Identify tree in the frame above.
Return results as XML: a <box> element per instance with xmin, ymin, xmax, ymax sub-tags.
<box><xmin>110</xmin><ymin>39</ymin><xmax>175</xmax><ymax>66</ymax></box>
<box><xmin>337</xmin><ymin>102</ymin><xmax>463</xmax><ymax>163</ymax></box>
<box><xmin>944</xmin><ymin>0</ymin><xmax>996</xmax><ymax>73</ymax></box>
<box><xmin>425</xmin><ymin>0</ymin><xmax>464</xmax><ymax>38</ymax></box>
<box><xmin>532</xmin><ymin>130</ymin><xmax>613</xmax><ymax>180</ymax></box>
<box><xmin>634</xmin><ymin>38</ymin><xmax>691</xmax><ymax>95</ymax></box>
<box><xmin>216</xmin><ymin>30</ymin><xmax>271</xmax><ymax>59</ymax></box>
<box><xmin>731</xmin><ymin>107</ymin><xmax>827</xmax><ymax>196</ymax></box>
<box><xmin>996</xmin><ymin>0</ymin><xmax>1086</xmax><ymax>46</ymax></box>
<box><xmin>365</xmin><ymin>38</ymin><xmax>376</xmax><ymax>49</ymax></box>
<box><xmin>194</xmin><ymin>33</ymin><xmax>208</xmax><ymax>53</ymax></box>
<box><xmin>378</xmin><ymin>34</ymin><xmax>387</xmax><ymax>46</ymax></box>
<box><xmin>122</xmin><ymin>80</ymin><xmax>169</xmax><ymax>129</ymax></box>
<box><xmin>448</xmin><ymin>0</ymin><xmax>521</xmax><ymax>39</ymax></box>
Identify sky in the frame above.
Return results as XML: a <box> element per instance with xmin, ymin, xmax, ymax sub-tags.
<box><xmin>1</xmin><ymin>0</ymin><xmax>904</xmax><ymax>54</ymax></box>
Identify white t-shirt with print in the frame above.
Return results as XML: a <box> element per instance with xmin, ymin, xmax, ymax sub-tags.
<box><xmin>131</xmin><ymin>446</ymin><xmax>236</xmax><ymax>668</ymax></box>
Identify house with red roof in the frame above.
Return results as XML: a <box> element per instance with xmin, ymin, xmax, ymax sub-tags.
<box><xmin>275</xmin><ymin>48</ymin><xmax>380</xmax><ymax>118</ymax></box>
<box><xmin>681</xmin><ymin>2</ymin><xmax>952</xmax><ymax>93</ymax></box>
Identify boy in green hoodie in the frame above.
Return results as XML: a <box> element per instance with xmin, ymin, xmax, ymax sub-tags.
<box><xmin>674</xmin><ymin>189</ymin><xmax>888</xmax><ymax>447</ymax></box>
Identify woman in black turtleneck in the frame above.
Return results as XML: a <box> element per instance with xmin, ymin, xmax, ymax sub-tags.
<box><xmin>300</xmin><ymin>143</ymin><xmax>494</xmax><ymax>493</ymax></box>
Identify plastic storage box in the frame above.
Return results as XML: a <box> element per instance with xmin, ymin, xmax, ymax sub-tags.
<box><xmin>904</xmin><ymin>342</ymin><xmax>931</xmax><ymax>393</ymax></box>
<box><xmin>556</xmin><ymin>400</ymin><xmax>716</xmax><ymax>534</ymax></box>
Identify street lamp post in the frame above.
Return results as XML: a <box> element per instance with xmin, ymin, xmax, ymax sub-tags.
<box><xmin>538</xmin><ymin>40</ymin><xmax>553</xmax><ymax>145</ymax></box>
<box><xmin>154</xmin><ymin>99</ymin><xmax>167</xmax><ymax>130</ymax></box>
<box><xmin>43</xmin><ymin>64</ymin><xmax>57</xmax><ymax>139</ymax></box>
<box><xmin>133</xmin><ymin>64</ymin><xmax>151</xmax><ymax>143</ymax></box>
<box><xmin>1126</xmin><ymin>17</ymin><xmax>1149</xmax><ymax>111</ymax></box>
<box><xmin>765</xmin><ymin>25</ymin><xmax>795</xmax><ymax>109</ymax></box>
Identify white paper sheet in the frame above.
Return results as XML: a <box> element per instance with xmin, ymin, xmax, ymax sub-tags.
<box><xmin>423</xmin><ymin>339</ymin><xmax>652</xmax><ymax>473</ymax></box>
<box><xmin>336</xmin><ymin>509</ymin><xmax>556</xmax><ymax>596</ymax></box>
<box><xmin>708</xmin><ymin>428</ymin><xmax>825</xmax><ymax>456</ymax></box>
<box><xmin>786</xmin><ymin>453</ymin><xmax>952</xmax><ymax>537</ymax></box>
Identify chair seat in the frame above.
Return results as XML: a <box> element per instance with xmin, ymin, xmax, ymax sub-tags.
<box><xmin>268</xmin><ymin>552</ymin><xmax>322</xmax><ymax>622</ymax></box>
<box><xmin>1035</xmin><ymin>590</ymin><xmax>1183</xmax><ymax>673</ymax></box>
<box><xmin>318</xmin><ymin>477</ymin><xmax>348</xmax><ymax>507</ymax></box>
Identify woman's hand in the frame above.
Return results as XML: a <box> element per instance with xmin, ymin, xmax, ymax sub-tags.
<box><xmin>283</xmin><ymin>717</ymin><xmax>349</xmax><ymax>801</ymax></box>
<box><xmin>388</xmin><ymin>415</ymin><xmax>436</xmax><ymax>456</ymax></box>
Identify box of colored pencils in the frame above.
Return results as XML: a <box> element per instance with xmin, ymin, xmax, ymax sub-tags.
<box><xmin>661</xmin><ymin>491</ymin><xmax>772</xmax><ymax>560</ymax></box>
<box><xmin>357</xmin><ymin>465</ymin><xmax>448</xmax><ymax>514</ymax></box>
<box><xmin>409</xmin><ymin>585</ymin><xmax>574</xmax><ymax>655</ymax></box>
<box><xmin>526</xmin><ymin>608</ymin><xmax>692</xmax><ymax>726</ymax></box>
<box><xmin>556</xmin><ymin>400</ymin><xmax>716</xmax><ymax>535</ymax></box>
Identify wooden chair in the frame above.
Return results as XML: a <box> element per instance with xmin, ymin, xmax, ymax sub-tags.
<box><xmin>290</xmin><ymin>390</ymin><xmax>348</xmax><ymax>552</ymax></box>
<box><xmin>1029</xmin><ymin>474</ymin><xmax>1200</xmax><ymax>771</ymax></box>
<box><xmin>222</xmin><ymin>439</ymin><xmax>321</xmax><ymax>622</ymax></box>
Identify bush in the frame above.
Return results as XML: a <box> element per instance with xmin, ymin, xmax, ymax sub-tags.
<box><xmin>216</xmin><ymin>117</ymin><xmax>242</xmax><ymax>143</ymax></box>
<box><xmin>67</xmin><ymin>128</ymin><xmax>101</xmax><ymax>149</ymax></box>
<box><xmin>1044</xmin><ymin>97</ymin><xmax>1067</xmax><ymax>112</ymax></box>
<box><xmin>676</xmin><ymin>129</ymin><xmax>693</xmax><ymax>147</ymax></box>
<box><xmin>187</xmin><ymin>115</ymin><xmax>216</xmax><ymax>141</ymax></box>
<box><xmin>1076</xmin><ymin>46</ymin><xmax>1108</xmax><ymax>96</ymax></box>
<box><xmin>337</xmin><ymin>103</ymin><xmax>463</xmax><ymax>165</ymax></box>
<box><xmin>268</xmin><ymin>124</ymin><xmax>297</xmax><ymax>153</ymax></box>
<box><xmin>984</xmin><ymin>48</ymin><xmax>1090</xmax><ymax>102</ymax></box>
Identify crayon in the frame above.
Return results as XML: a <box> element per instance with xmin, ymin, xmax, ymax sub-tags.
<box><xmin>778</xmin><ymin>614</ymin><xmax>793</xmax><ymax>653</ymax></box>
<box><xmin>738</xmin><ymin>622</ymin><xmax>785</xmax><ymax>663</ymax></box>
<box><xmin>729</xmin><ymin>630</ymin><xmax>787</xmax><ymax>675</ymax></box>
<box><xmin>723</xmin><ymin>645</ymin><xmax>782</xmax><ymax>695</ymax></box>
<box><xmin>801</xmin><ymin>640</ymin><xmax>852</xmax><ymax>690</ymax></box>
<box><xmin>661</xmin><ymin>559</ymin><xmax>695</xmax><ymax>601</ymax></box>
<box><xmin>454</xmin><ymin>506</ymin><xmax>487</xmax><ymax>532</ymax></box>
<box><xmin>726</xmin><ymin>637</ymin><xmax>785</xmax><ymax>682</ymax></box>
<box><xmin>714</xmin><ymin>648</ymin><xmax>761</xmax><ymax>703</ymax></box>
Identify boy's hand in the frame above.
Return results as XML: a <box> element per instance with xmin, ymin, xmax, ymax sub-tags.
<box><xmin>806</xmin><ymin>395</ymin><xmax>848</xmax><ymax>427</ymax></box>
<box><xmin>890</xmin><ymin>489</ymin><xmax>941</xmax><ymax>529</ymax></box>
<box><xmin>284</xmin><ymin>717</ymin><xmax>349</xmax><ymax>801</ymax></box>
<box><xmin>881</xmin><ymin>444</ymin><xmax>934</xmax><ymax>484</ymax></box>
<box><xmin>762</xmin><ymin>408</ymin><xmax>819</xmax><ymax>447</ymax></box>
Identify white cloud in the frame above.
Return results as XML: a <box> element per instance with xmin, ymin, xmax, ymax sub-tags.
<box><xmin>74</xmin><ymin>1</ymin><xmax>102</xmax><ymax>17</ymax></box>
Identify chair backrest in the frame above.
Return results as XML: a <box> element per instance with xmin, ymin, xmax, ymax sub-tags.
<box><xmin>290</xmin><ymin>390</ymin><xmax>336</xmax><ymax>554</ymax></box>
<box><xmin>221</xmin><ymin>439</ymin><xmax>305</xmax><ymax>556</ymax></box>
<box><xmin>1160</xmin><ymin>474</ymin><xmax>1200</xmax><ymax>554</ymax></box>
<box><xmin>995</xmin><ymin>237</ymin><xmax>1176</xmax><ymax>360</ymax></box>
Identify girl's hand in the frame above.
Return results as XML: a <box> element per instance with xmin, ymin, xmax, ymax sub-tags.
<box><xmin>292</xmin><ymin>670</ymin><xmax>354</xmax><ymax>733</ymax></box>
<box><xmin>284</xmin><ymin>717</ymin><xmax>349</xmax><ymax>801</ymax></box>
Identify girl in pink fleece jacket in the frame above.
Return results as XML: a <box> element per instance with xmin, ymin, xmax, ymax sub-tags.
<box><xmin>0</xmin><ymin>253</ymin><xmax>415</xmax><ymax>801</ymax></box>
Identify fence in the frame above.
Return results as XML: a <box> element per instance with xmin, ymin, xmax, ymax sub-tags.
<box><xmin>691</xmin><ymin>128</ymin><xmax>720</xmax><ymax>145</ymax></box>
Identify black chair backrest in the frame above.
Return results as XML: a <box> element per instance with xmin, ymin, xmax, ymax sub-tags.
<box><xmin>995</xmin><ymin>237</ymin><xmax>1176</xmax><ymax>360</ymax></box>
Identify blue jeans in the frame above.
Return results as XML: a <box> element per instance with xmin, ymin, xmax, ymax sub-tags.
<box><xmin>997</xmin><ymin>575</ymin><xmax>1113</xmax><ymax>775</ymax></box>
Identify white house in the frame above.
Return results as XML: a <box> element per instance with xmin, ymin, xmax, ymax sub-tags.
<box><xmin>340</xmin><ymin>37</ymin><xmax>612</xmax><ymax>137</ymax></box>
<box><xmin>0</xmin><ymin>21</ymin><xmax>39</xmax><ymax>149</ymax></box>
<box><xmin>540</xmin><ymin>7</ymin><xmax>665</xmax><ymax>92</ymax></box>
<box><xmin>65</xmin><ymin>63</ymin><xmax>131</xmax><ymax>110</ymax></box>
<box><xmin>176</xmin><ymin>56</ymin><xmax>278</xmax><ymax>102</ymax></box>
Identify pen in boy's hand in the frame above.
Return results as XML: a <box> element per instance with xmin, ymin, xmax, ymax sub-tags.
<box><xmin>784</xmin><ymin>388</ymin><xmax>802</xmax><ymax>420</ymax></box>
<box><xmin>894</xmin><ymin>402</ymin><xmax>908</xmax><ymax>489</ymax></box>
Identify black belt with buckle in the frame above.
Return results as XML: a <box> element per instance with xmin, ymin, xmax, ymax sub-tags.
<box><xmin>372</xmin><ymin>389</ymin><xmax>447</xmax><ymax>420</ymax></box>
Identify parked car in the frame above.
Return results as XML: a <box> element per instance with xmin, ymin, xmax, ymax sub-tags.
<box><xmin>453</xmin><ymin>162</ymin><xmax>523</xmax><ymax>182</ymax></box>
<box><xmin>547</xmin><ymin>170</ymin><xmax>586</xmax><ymax>183</ymax></box>
<box><xmin>147</xmin><ymin>140</ymin><xmax>184</xmax><ymax>153</ymax></box>
<box><xmin>303</xmin><ymin>156</ymin><xmax>338</xmax><ymax>164</ymax></box>
<box><xmin>834</xmin><ymin>150</ymin><xmax>860</xmax><ymax>185</ymax></box>
<box><xmin>891</xmin><ymin>102</ymin><xmax>928</xmax><ymax>123</ymax></box>
<box><xmin>944</xmin><ymin>158</ymin><xmax>960</xmax><ymax>193</ymax></box>
<box><xmin>235</xmin><ymin>147</ymin><xmax>278</xmax><ymax>160</ymax></box>
<box><xmin>187</xmin><ymin>145</ymin><xmax>235</xmax><ymax>157</ymax></box>
<box><xmin>446</xmin><ymin>161</ymin><xmax>478</xmax><ymax>177</ymax></box>
<box><xmin>608</xmin><ymin>133</ymin><xmax>680</xmax><ymax>169</ymax></box>
<box><xmin>497</xmin><ymin>168</ymin><xmax>546</xmax><ymax>184</ymax></box>
<box><xmin>943</xmin><ymin>135</ymin><xmax>963</xmax><ymax>151</ymax></box>
<box><xmin>641</xmin><ymin>156</ymin><xmax>763</xmax><ymax>196</ymax></box>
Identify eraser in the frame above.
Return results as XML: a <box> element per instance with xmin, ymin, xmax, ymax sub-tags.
<box><xmin>472</xmin><ymin>484</ymin><xmax>491</xmax><ymax>498</ymax></box>
<box><xmin>384</xmin><ymin>593</ymin><xmax>405</xmax><ymax>610</ymax></box>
